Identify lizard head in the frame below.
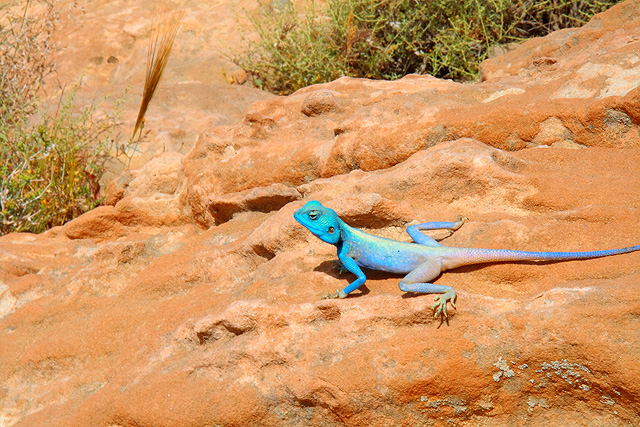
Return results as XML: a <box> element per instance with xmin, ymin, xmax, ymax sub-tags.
<box><xmin>294</xmin><ymin>200</ymin><xmax>343</xmax><ymax>245</ymax></box>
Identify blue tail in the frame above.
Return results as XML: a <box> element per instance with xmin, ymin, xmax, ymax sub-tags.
<box><xmin>459</xmin><ymin>244</ymin><xmax>640</xmax><ymax>264</ymax></box>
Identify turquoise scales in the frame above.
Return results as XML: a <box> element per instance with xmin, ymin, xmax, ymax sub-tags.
<box><xmin>294</xmin><ymin>200</ymin><xmax>640</xmax><ymax>318</ymax></box>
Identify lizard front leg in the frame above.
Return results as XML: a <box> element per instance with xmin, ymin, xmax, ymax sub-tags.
<box><xmin>398</xmin><ymin>259</ymin><xmax>455</xmax><ymax>318</ymax></box>
<box><xmin>322</xmin><ymin>252</ymin><xmax>367</xmax><ymax>299</ymax></box>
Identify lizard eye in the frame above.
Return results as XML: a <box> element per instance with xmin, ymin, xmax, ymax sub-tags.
<box><xmin>309</xmin><ymin>211</ymin><xmax>319</xmax><ymax>220</ymax></box>
<box><xmin>328</xmin><ymin>226</ymin><xmax>335</xmax><ymax>233</ymax></box>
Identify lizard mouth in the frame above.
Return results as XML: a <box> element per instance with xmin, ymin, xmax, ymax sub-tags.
<box><xmin>294</xmin><ymin>211</ymin><xmax>326</xmax><ymax>236</ymax></box>
<box><xmin>305</xmin><ymin>224</ymin><xmax>327</xmax><ymax>236</ymax></box>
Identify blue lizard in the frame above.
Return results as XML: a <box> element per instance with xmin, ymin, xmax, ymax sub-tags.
<box><xmin>294</xmin><ymin>200</ymin><xmax>640</xmax><ymax>318</ymax></box>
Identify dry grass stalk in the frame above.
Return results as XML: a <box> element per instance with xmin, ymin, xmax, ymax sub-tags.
<box><xmin>132</xmin><ymin>8</ymin><xmax>184</xmax><ymax>140</ymax></box>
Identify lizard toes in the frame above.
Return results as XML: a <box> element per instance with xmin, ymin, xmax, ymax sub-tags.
<box><xmin>431</xmin><ymin>300</ymin><xmax>446</xmax><ymax>319</ymax></box>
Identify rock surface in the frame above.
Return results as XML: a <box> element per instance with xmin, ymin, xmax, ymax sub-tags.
<box><xmin>45</xmin><ymin>0</ymin><xmax>274</xmax><ymax>171</ymax></box>
<box><xmin>2</xmin><ymin>1</ymin><xmax>640</xmax><ymax>426</ymax></box>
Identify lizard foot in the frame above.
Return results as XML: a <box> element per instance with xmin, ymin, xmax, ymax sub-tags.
<box><xmin>441</xmin><ymin>216</ymin><xmax>468</xmax><ymax>239</ymax></box>
<box><xmin>322</xmin><ymin>289</ymin><xmax>347</xmax><ymax>300</ymax></box>
<box><xmin>451</xmin><ymin>215</ymin><xmax>468</xmax><ymax>231</ymax></box>
<box><xmin>431</xmin><ymin>290</ymin><xmax>457</xmax><ymax>318</ymax></box>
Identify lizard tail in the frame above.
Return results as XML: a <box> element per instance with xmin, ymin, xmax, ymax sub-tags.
<box><xmin>453</xmin><ymin>244</ymin><xmax>640</xmax><ymax>265</ymax></box>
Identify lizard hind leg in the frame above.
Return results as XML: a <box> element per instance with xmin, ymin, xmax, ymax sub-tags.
<box><xmin>398</xmin><ymin>259</ymin><xmax>456</xmax><ymax>318</ymax></box>
<box><xmin>406</xmin><ymin>216</ymin><xmax>467</xmax><ymax>246</ymax></box>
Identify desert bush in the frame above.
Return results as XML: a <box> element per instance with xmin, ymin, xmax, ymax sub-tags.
<box><xmin>0</xmin><ymin>85</ymin><xmax>127</xmax><ymax>235</ymax></box>
<box><xmin>236</xmin><ymin>0</ymin><xmax>622</xmax><ymax>94</ymax></box>
<box><xmin>0</xmin><ymin>2</ymin><xmax>129</xmax><ymax>235</ymax></box>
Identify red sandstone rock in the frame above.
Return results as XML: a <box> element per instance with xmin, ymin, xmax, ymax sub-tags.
<box><xmin>1</xmin><ymin>1</ymin><xmax>640</xmax><ymax>426</ymax></box>
<box><xmin>62</xmin><ymin>205</ymin><xmax>127</xmax><ymax>240</ymax></box>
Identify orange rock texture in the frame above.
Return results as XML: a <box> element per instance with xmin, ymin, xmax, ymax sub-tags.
<box><xmin>2</xmin><ymin>1</ymin><xmax>640</xmax><ymax>426</ymax></box>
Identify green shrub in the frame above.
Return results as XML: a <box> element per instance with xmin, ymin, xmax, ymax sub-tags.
<box><xmin>0</xmin><ymin>2</ymin><xmax>131</xmax><ymax>235</ymax></box>
<box><xmin>0</xmin><ymin>85</ymin><xmax>128</xmax><ymax>235</ymax></box>
<box><xmin>236</xmin><ymin>0</ymin><xmax>622</xmax><ymax>95</ymax></box>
